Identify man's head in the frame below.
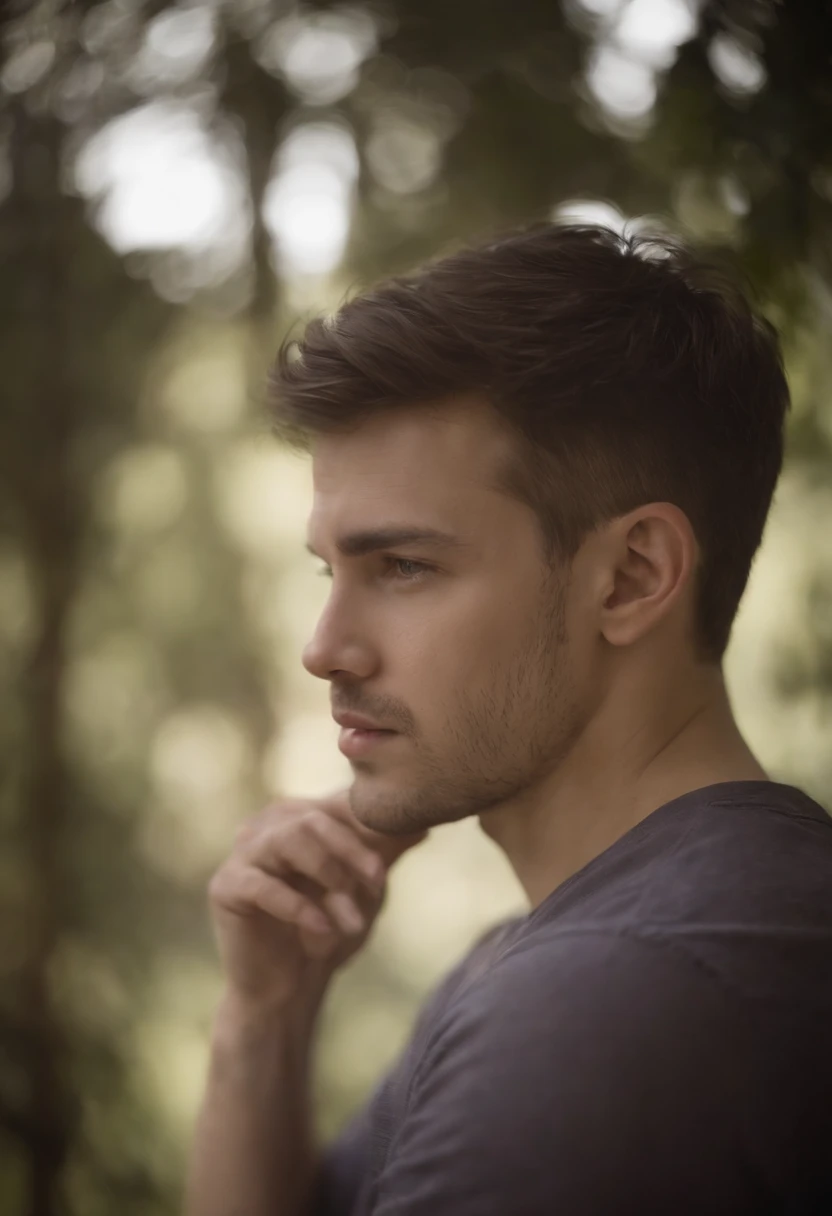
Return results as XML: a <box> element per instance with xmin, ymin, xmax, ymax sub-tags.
<box><xmin>269</xmin><ymin>222</ymin><xmax>789</xmax><ymax>834</ymax></box>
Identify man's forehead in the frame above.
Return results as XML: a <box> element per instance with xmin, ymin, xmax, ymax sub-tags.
<box><xmin>305</xmin><ymin>400</ymin><xmax>520</xmax><ymax>552</ymax></box>
<box><xmin>306</xmin><ymin>473</ymin><xmax>473</xmax><ymax>548</ymax></box>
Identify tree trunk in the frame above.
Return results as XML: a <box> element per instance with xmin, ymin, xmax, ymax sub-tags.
<box><xmin>9</xmin><ymin>97</ymin><xmax>82</xmax><ymax>1216</ymax></box>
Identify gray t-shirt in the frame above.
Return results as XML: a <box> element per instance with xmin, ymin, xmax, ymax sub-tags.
<box><xmin>310</xmin><ymin>780</ymin><xmax>832</xmax><ymax>1215</ymax></box>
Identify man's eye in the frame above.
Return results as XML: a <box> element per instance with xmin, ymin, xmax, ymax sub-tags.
<box><xmin>384</xmin><ymin>557</ymin><xmax>432</xmax><ymax>582</ymax></box>
<box><xmin>316</xmin><ymin>559</ymin><xmax>432</xmax><ymax>582</ymax></box>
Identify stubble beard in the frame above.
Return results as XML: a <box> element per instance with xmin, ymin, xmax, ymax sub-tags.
<box><xmin>350</xmin><ymin>578</ymin><xmax>581</xmax><ymax>835</ymax></box>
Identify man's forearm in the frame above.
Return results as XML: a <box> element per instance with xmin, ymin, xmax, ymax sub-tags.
<box><xmin>184</xmin><ymin>990</ymin><xmax>322</xmax><ymax>1216</ymax></box>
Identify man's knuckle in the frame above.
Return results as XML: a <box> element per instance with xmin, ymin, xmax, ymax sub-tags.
<box><xmin>298</xmin><ymin>806</ymin><xmax>328</xmax><ymax>834</ymax></box>
<box><xmin>239</xmin><ymin>867</ymin><xmax>264</xmax><ymax>902</ymax></box>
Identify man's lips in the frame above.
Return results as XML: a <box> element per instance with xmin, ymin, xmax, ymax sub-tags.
<box><xmin>338</xmin><ymin>724</ymin><xmax>398</xmax><ymax>759</ymax></box>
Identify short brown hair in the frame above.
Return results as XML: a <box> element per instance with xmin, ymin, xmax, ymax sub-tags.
<box><xmin>268</xmin><ymin>222</ymin><xmax>790</xmax><ymax>661</ymax></box>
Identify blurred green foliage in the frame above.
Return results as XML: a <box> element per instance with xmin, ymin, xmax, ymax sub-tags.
<box><xmin>2</xmin><ymin>0</ymin><xmax>832</xmax><ymax>1212</ymax></box>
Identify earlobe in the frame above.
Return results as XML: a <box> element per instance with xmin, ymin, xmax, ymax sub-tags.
<box><xmin>599</xmin><ymin>505</ymin><xmax>695</xmax><ymax>647</ymax></box>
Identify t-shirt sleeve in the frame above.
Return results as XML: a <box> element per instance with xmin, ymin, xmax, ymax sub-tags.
<box><xmin>369</xmin><ymin>930</ymin><xmax>761</xmax><ymax>1216</ymax></box>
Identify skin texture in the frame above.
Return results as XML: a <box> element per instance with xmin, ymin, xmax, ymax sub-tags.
<box><xmin>304</xmin><ymin>394</ymin><xmax>768</xmax><ymax>909</ymax></box>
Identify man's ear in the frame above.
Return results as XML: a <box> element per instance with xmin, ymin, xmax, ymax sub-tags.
<box><xmin>598</xmin><ymin>503</ymin><xmax>697</xmax><ymax>647</ymax></box>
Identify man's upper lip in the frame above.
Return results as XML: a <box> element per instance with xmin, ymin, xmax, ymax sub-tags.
<box><xmin>333</xmin><ymin>711</ymin><xmax>394</xmax><ymax>731</ymax></box>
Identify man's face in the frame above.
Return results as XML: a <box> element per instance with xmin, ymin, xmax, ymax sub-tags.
<box><xmin>303</xmin><ymin>396</ymin><xmax>591</xmax><ymax>835</ymax></box>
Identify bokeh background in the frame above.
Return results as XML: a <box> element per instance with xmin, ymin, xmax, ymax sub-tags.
<box><xmin>3</xmin><ymin>0</ymin><xmax>832</xmax><ymax>1211</ymax></box>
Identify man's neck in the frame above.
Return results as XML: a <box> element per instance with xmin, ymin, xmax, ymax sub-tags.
<box><xmin>478</xmin><ymin>665</ymin><xmax>768</xmax><ymax>910</ymax></box>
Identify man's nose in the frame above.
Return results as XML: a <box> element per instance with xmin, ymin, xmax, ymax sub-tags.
<box><xmin>302</xmin><ymin>603</ymin><xmax>375</xmax><ymax>682</ymax></box>
<box><xmin>301</xmin><ymin>629</ymin><xmax>335</xmax><ymax>680</ymax></box>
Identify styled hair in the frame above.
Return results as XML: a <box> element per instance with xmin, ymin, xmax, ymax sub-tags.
<box><xmin>268</xmin><ymin>221</ymin><xmax>790</xmax><ymax>661</ymax></box>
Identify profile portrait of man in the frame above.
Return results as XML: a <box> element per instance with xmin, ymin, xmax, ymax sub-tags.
<box><xmin>191</xmin><ymin>221</ymin><xmax>832</xmax><ymax>1216</ymax></box>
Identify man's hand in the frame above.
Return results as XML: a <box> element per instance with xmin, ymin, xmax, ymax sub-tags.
<box><xmin>207</xmin><ymin>789</ymin><xmax>428</xmax><ymax>1010</ymax></box>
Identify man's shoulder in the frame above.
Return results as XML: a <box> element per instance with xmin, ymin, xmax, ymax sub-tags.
<box><xmin>375</xmin><ymin>917</ymin><xmax>832</xmax><ymax>1214</ymax></box>
<box><xmin>427</xmin><ymin>782</ymin><xmax>832</xmax><ymax>1060</ymax></box>
<box><xmin>475</xmin><ymin>842</ymin><xmax>832</xmax><ymax>1032</ymax></box>
<box><xmin>403</xmin><ymin>925</ymin><xmax>767</xmax><ymax>1177</ymax></box>
<box><xmin>452</xmin><ymin>922</ymin><xmax>719</xmax><ymax>1031</ymax></box>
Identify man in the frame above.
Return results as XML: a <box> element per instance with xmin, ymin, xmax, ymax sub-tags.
<box><xmin>185</xmin><ymin>223</ymin><xmax>832</xmax><ymax>1216</ymax></box>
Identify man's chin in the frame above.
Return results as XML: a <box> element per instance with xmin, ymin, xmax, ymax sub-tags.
<box><xmin>348</xmin><ymin>772</ymin><xmax>486</xmax><ymax>835</ymax></box>
<box><xmin>347</xmin><ymin>774</ymin><xmax>436</xmax><ymax>836</ymax></box>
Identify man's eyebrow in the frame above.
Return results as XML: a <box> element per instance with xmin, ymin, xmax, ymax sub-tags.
<box><xmin>306</xmin><ymin>527</ymin><xmax>470</xmax><ymax>559</ymax></box>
